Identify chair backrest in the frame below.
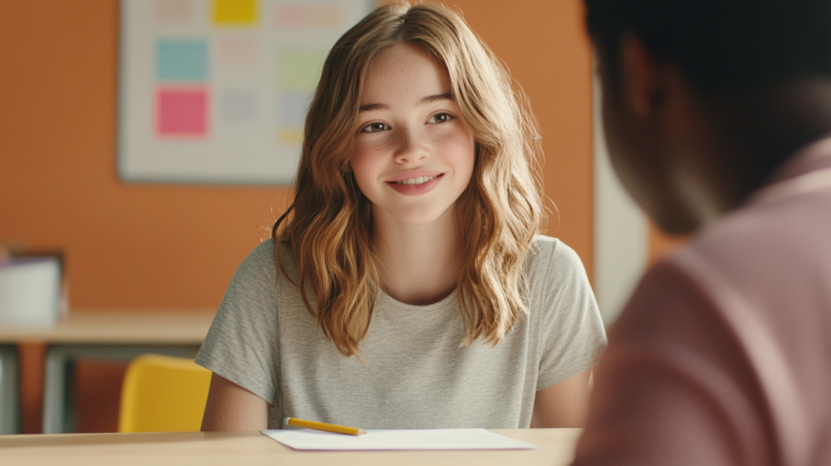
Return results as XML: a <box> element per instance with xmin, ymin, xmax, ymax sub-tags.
<box><xmin>118</xmin><ymin>354</ymin><xmax>212</xmax><ymax>433</ymax></box>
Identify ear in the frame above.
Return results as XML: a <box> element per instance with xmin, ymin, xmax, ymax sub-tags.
<box><xmin>620</xmin><ymin>34</ymin><xmax>663</xmax><ymax>117</ymax></box>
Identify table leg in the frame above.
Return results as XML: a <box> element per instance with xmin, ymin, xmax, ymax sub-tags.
<box><xmin>64</xmin><ymin>358</ymin><xmax>76</xmax><ymax>433</ymax></box>
<box><xmin>0</xmin><ymin>345</ymin><xmax>20</xmax><ymax>434</ymax></box>
<box><xmin>42</xmin><ymin>346</ymin><xmax>71</xmax><ymax>434</ymax></box>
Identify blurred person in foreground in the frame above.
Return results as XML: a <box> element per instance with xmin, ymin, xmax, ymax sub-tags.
<box><xmin>574</xmin><ymin>1</ymin><xmax>831</xmax><ymax>465</ymax></box>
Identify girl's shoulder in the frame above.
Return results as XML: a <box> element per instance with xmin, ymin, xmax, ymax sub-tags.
<box><xmin>226</xmin><ymin>240</ymin><xmax>277</xmax><ymax>287</ymax></box>
<box><xmin>239</xmin><ymin>239</ymin><xmax>276</xmax><ymax>269</ymax></box>
<box><xmin>523</xmin><ymin>235</ymin><xmax>601</xmax><ymax>330</ymax></box>
<box><xmin>522</xmin><ymin>234</ymin><xmax>587</xmax><ymax>280</ymax></box>
<box><xmin>232</xmin><ymin>239</ymin><xmax>298</xmax><ymax>282</ymax></box>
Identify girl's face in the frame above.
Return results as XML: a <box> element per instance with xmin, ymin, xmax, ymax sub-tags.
<box><xmin>351</xmin><ymin>44</ymin><xmax>475</xmax><ymax>227</ymax></box>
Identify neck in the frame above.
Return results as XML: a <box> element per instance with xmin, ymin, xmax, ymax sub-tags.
<box><xmin>372</xmin><ymin>208</ymin><xmax>460</xmax><ymax>306</ymax></box>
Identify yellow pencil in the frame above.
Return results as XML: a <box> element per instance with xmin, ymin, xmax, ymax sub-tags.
<box><xmin>283</xmin><ymin>417</ymin><xmax>367</xmax><ymax>436</ymax></box>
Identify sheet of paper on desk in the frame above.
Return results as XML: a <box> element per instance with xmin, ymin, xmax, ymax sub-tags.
<box><xmin>262</xmin><ymin>428</ymin><xmax>536</xmax><ymax>451</ymax></box>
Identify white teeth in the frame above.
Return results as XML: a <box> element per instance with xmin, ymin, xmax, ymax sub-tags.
<box><xmin>395</xmin><ymin>176</ymin><xmax>436</xmax><ymax>185</ymax></box>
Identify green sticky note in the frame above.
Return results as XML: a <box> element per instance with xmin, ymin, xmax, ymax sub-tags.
<box><xmin>278</xmin><ymin>49</ymin><xmax>326</xmax><ymax>92</ymax></box>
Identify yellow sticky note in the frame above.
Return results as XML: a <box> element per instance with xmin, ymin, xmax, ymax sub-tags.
<box><xmin>213</xmin><ymin>0</ymin><xmax>258</xmax><ymax>25</ymax></box>
<box><xmin>279</xmin><ymin>130</ymin><xmax>304</xmax><ymax>145</ymax></box>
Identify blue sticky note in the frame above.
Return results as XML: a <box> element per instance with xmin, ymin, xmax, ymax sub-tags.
<box><xmin>156</xmin><ymin>39</ymin><xmax>209</xmax><ymax>81</ymax></box>
<box><xmin>279</xmin><ymin>91</ymin><xmax>311</xmax><ymax>129</ymax></box>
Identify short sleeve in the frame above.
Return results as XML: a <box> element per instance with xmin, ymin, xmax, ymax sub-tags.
<box><xmin>532</xmin><ymin>238</ymin><xmax>607</xmax><ymax>390</ymax></box>
<box><xmin>195</xmin><ymin>240</ymin><xmax>281</xmax><ymax>404</ymax></box>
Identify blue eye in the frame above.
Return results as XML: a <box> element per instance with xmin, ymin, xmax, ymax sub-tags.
<box><xmin>361</xmin><ymin>122</ymin><xmax>390</xmax><ymax>133</ymax></box>
<box><xmin>428</xmin><ymin>113</ymin><xmax>453</xmax><ymax>124</ymax></box>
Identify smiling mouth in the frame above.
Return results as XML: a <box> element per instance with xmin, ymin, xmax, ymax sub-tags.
<box><xmin>391</xmin><ymin>175</ymin><xmax>440</xmax><ymax>185</ymax></box>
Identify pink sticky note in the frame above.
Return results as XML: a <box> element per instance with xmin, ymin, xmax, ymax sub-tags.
<box><xmin>217</xmin><ymin>35</ymin><xmax>258</xmax><ymax>66</ymax></box>
<box><xmin>156</xmin><ymin>0</ymin><xmax>192</xmax><ymax>24</ymax></box>
<box><xmin>157</xmin><ymin>88</ymin><xmax>208</xmax><ymax>136</ymax></box>
<box><xmin>274</xmin><ymin>6</ymin><xmax>307</xmax><ymax>28</ymax></box>
<box><xmin>274</xmin><ymin>5</ymin><xmax>341</xmax><ymax>29</ymax></box>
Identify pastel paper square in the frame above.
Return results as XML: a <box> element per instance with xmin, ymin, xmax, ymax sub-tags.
<box><xmin>155</xmin><ymin>0</ymin><xmax>192</xmax><ymax>24</ymax></box>
<box><xmin>279</xmin><ymin>91</ymin><xmax>310</xmax><ymax>129</ymax></box>
<box><xmin>157</xmin><ymin>88</ymin><xmax>208</xmax><ymax>136</ymax></box>
<box><xmin>217</xmin><ymin>35</ymin><xmax>258</xmax><ymax>66</ymax></box>
<box><xmin>221</xmin><ymin>91</ymin><xmax>257</xmax><ymax>123</ymax></box>
<box><xmin>156</xmin><ymin>39</ymin><xmax>209</xmax><ymax>81</ymax></box>
<box><xmin>274</xmin><ymin>5</ymin><xmax>343</xmax><ymax>29</ymax></box>
<box><xmin>277</xmin><ymin>48</ymin><xmax>326</xmax><ymax>92</ymax></box>
<box><xmin>213</xmin><ymin>0</ymin><xmax>258</xmax><ymax>25</ymax></box>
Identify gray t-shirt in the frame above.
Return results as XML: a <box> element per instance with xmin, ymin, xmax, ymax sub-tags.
<box><xmin>196</xmin><ymin>235</ymin><xmax>606</xmax><ymax>429</ymax></box>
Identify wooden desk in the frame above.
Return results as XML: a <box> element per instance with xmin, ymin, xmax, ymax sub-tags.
<box><xmin>0</xmin><ymin>429</ymin><xmax>582</xmax><ymax>466</ymax></box>
<box><xmin>0</xmin><ymin>311</ymin><xmax>214</xmax><ymax>434</ymax></box>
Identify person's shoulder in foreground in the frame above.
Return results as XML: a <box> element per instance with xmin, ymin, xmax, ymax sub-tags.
<box><xmin>574</xmin><ymin>144</ymin><xmax>831</xmax><ymax>466</ymax></box>
<box><xmin>576</xmin><ymin>0</ymin><xmax>831</xmax><ymax>464</ymax></box>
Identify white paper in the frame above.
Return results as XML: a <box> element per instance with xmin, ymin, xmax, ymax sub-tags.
<box><xmin>261</xmin><ymin>428</ymin><xmax>536</xmax><ymax>451</ymax></box>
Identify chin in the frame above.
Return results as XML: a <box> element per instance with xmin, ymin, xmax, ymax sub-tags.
<box><xmin>397</xmin><ymin>212</ymin><xmax>448</xmax><ymax>226</ymax></box>
<box><xmin>383</xmin><ymin>204</ymin><xmax>451</xmax><ymax>226</ymax></box>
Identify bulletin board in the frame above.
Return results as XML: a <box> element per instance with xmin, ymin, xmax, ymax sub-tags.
<box><xmin>118</xmin><ymin>0</ymin><xmax>372</xmax><ymax>185</ymax></box>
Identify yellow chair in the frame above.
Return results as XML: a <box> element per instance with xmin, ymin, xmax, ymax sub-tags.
<box><xmin>118</xmin><ymin>354</ymin><xmax>212</xmax><ymax>433</ymax></box>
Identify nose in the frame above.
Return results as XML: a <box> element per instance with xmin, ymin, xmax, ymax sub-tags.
<box><xmin>392</xmin><ymin>127</ymin><xmax>427</xmax><ymax>164</ymax></box>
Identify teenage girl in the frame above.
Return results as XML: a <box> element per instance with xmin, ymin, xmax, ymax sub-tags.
<box><xmin>197</xmin><ymin>3</ymin><xmax>606</xmax><ymax>431</ymax></box>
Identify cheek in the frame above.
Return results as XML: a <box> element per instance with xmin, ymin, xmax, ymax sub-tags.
<box><xmin>350</xmin><ymin>142</ymin><xmax>383</xmax><ymax>193</ymax></box>
<box><xmin>601</xmin><ymin>92</ymin><xmax>689</xmax><ymax>229</ymax></box>
<box><xmin>602</xmin><ymin>93</ymin><xmax>645</xmax><ymax>188</ymax></box>
<box><xmin>601</xmin><ymin>92</ymin><xmax>627</xmax><ymax>160</ymax></box>
<box><xmin>440</xmin><ymin>130</ymin><xmax>476</xmax><ymax>183</ymax></box>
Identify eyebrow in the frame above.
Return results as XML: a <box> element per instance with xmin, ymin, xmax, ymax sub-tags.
<box><xmin>358</xmin><ymin>93</ymin><xmax>452</xmax><ymax>113</ymax></box>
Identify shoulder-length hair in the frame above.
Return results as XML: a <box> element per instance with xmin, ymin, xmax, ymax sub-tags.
<box><xmin>272</xmin><ymin>2</ymin><xmax>542</xmax><ymax>357</ymax></box>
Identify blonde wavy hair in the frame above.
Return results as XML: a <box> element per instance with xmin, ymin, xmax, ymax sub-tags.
<box><xmin>272</xmin><ymin>2</ymin><xmax>543</xmax><ymax>357</ymax></box>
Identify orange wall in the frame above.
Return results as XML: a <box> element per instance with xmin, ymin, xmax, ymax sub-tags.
<box><xmin>454</xmin><ymin>0</ymin><xmax>594</xmax><ymax>259</ymax></box>
<box><xmin>0</xmin><ymin>0</ymin><xmax>593</xmax><ymax>432</ymax></box>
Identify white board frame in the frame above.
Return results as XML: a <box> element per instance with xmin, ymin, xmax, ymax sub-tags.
<box><xmin>117</xmin><ymin>0</ymin><xmax>374</xmax><ymax>185</ymax></box>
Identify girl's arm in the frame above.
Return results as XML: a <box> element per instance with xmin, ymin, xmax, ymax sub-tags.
<box><xmin>530</xmin><ymin>369</ymin><xmax>592</xmax><ymax>428</ymax></box>
<box><xmin>201</xmin><ymin>373</ymin><xmax>269</xmax><ymax>431</ymax></box>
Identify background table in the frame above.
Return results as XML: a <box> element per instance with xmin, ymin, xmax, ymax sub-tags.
<box><xmin>0</xmin><ymin>428</ymin><xmax>583</xmax><ymax>466</ymax></box>
<box><xmin>0</xmin><ymin>310</ymin><xmax>214</xmax><ymax>434</ymax></box>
